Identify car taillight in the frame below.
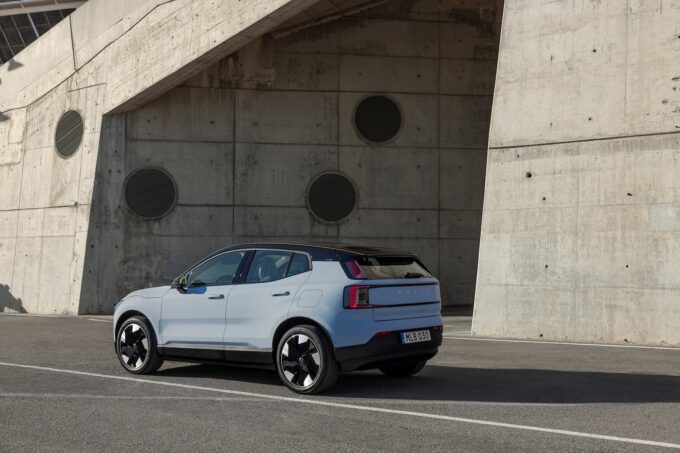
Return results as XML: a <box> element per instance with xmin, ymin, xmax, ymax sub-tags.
<box><xmin>344</xmin><ymin>285</ymin><xmax>371</xmax><ymax>309</ymax></box>
<box><xmin>345</xmin><ymin>260</ymin><xmax>367</xmax><ymax>279</ymax></box>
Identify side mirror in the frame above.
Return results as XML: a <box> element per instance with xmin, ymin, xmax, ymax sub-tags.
<box><xmin>172</xmin><ymin>275</ymin><xmax>188</xmax><ymax>289</ymax></box>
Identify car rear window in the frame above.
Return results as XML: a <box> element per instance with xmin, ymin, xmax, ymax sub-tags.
<box><xmin>353</xmin><ymin>256</ymin><xmax>432</xmax><ymax>279</ymax></box>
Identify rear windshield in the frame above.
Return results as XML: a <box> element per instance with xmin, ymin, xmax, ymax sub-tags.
<box><xmin>355</xmin><ymin>256</ymin><xmax>432</xmax><ymax>279</ymax></box>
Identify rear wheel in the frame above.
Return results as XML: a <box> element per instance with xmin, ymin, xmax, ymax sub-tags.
<box><xmin>276</xmin><ymin>325</ymin><xmax>339</xmax><ymax>394</ymax></box>
<box><xmin>116</xmin><ymin>316</ymin><xmax>164</xmax><ymax>374</ymax></box>
<box><xmin>379</xmin><ymin>360</ymin><xmax>427</xmax><ymax>378</ymax></box>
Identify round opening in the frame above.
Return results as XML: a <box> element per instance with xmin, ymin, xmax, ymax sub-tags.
<box><xmin>354</xmin><ymin>95</ymin><xmax>402</xmax><ymax>143</ymax></box>
<box><xmin>55</xmin><ymin>110</ymin><xmax>84</xmax><ymax>158</ymax></box>
<box><xmin>307</xmin><ymin>172</ymin><xmax>357</xmax><ymax>223</ymax></box>
<box><xmin>124</xmin><ymin>168</ymin><xmax>177</xmax><ymax>219</ymax></box>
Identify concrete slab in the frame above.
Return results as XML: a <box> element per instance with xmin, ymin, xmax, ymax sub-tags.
<box><xmin>126</xmin><ymin>140</ymin><xmax>234</xmax><ymax>206</ymax></box>
<box><xmin>234</xmin><ymin>206</ymin><xmax>334</xmax><ymax>238</ymax></box>
<box><xmin>236</xmin><ymin>90</ymin><xmax>338</xmax><ymax>144</ymax></box>
<box><xmin>339</xmin><ymin>55</ymin><xmax>438</xmax><ymax>94</ymax></box>
<box><xmin>340</xmin><ymin>209</ymin><xmax>439</xmax><ymax>239</ymax></box>
<box><xmin>339</xmin><ymin>17</ymin><xmax>439</xmax><ymax>58</ymax></box>
<box><xmin>234</xmin><ymin>143</ymin><xmax>337</xmax><ymax>206</ymax></box>
<box><xmin>339</xmin><ymin>146</ymin><xmax>439</xmax><ymax>209</ymax></box>
<box><xmin>126</xmin><ymin>88</ymin><xmax>235</xmax><ymax>142</ymax></box>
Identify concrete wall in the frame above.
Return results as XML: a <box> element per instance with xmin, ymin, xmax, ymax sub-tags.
<box><xmin>473</xmin><ymin>0</ymin><xmax>680</xmax><ymax>345</ymax></box>
<box><xmin>81</xmin><ymin>0</ymin><xmax>503</xmax><ymax>313</ymax></box>
<box><xmin>0</xmin><ymin>0</ymin><xmax>324</xmax><ymax>314</ymax></box>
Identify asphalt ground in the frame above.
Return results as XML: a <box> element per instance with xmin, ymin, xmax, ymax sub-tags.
<box><xmin>1</xmin><ymin>314</ymin><xmax>680</xmax><ymax>452</ymax></box>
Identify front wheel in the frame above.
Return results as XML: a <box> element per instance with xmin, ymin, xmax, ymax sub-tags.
<box><xmin>276</xmin><ymin>325</ymin><xmax>339</xmax><ymax>394</ymax></box>
<box><xmin>379</xmin><ymin>360</ymin><xmax>427</xmax><ymax>378</ymax></box>
<box><xmin>115</xmin><ymin>316</ymin><xmax>164</xmax><ymax>374</ymax></box>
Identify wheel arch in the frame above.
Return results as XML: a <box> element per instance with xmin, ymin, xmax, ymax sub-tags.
<box><xmin>272</xmin><ymin>316</ymin><xmax>335</xmax><ymax>360</ymax></box>
<box><xmin>115</xmin><ymin>310</ymin><xmax>152</xmax><ymax>338</ymax></box>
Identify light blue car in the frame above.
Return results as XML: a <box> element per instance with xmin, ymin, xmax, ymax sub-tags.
<box><xmin>113</xmin><ymin>243</ymin><xmax>443</xmax><ymax>394</ymax></box>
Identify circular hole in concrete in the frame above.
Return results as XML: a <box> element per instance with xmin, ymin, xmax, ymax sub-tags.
<box><xmin>124</xmin><ymin>168</ymin><xmax>177</xmax><ymax>220</ymax></box>
<box><xmin>55</xmin><ymin>110</ymin><xmax>84</xmax><ymax>158</ymax></box>
<box><xmin>354</xmin><ymin>95</ymin><xmax>402</xmax><ymax>143</ymax></box>
<box><xmin>307</xmin><ymin>172</ymin><xmax>357</xmax><ymax>223</ymax></box>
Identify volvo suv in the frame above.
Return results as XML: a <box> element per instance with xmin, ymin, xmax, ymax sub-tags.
<box><xmin>113</xmin><ymin>243</ymin><xmax>443</xmax><ymax>394</ymax></box>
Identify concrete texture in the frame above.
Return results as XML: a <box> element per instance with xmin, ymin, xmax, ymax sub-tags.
<box><xmin>1</xmin><ymin>0</ymin><xmax>501</xmax><ymax>315</ymax></box>
<box><xmin>78</xmin><ymin>0</ymin><xmax>503</xmax><ymax>312</ymax></box>
<box><xmin>473</xmin><ymin>0</ymin><xmax>680</xmax><ymax>345</ymax></box>
<box><xmin>0</xmin><ymin>0</ymin><xmax>328</xmax><ymax>314</ymax></box>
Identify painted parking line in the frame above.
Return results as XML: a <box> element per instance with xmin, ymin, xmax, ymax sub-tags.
<box><xmin>443</xmin><ymin>336</ymin><xmax>680</xmax><ymax>351</ymax></box>
<box><xmin>0</xmin><ymin>361</ymin><xmax>678</xmax><ymax>449</ymax></box>
<box><xmin>0</xmin><ymin>313</ymin><xmax>74</xmax><ymax>319</ymax></box>
<box><xmin>0</xmin><ymin>392</ymin><xmax>265</xmax><ymax>402</ymax></box>
<box><xmin>0</xmin><ymin>314</ymin><xmax>113</xmax><ymax>322</ymax></box>
<box><xmin>0</xmin><ymin>392</ymin><xmax>580</xmax><ymax>407</ymax></box>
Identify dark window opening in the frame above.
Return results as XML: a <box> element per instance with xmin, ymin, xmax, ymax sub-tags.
<box><xmin>124</xmin><ymin>168</ymin><xmax>177</xmax><ymax>219</ymax></box>
<box><xmin>308</xmin><ymin>173</ymin><xmax>357</xmax><ymax>223</ymax></box>
<box><xmin>354</xmin><ymin>95</ymin><xmax>402</xmax><ymax>143</ymax></box>
<box><xmin>55</xmin><ymin>110</ymin><xmax>84</xmax><ymax>158</ymax></box>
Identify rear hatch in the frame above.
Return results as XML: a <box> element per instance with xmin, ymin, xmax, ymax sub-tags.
<box><xmin>343</xmin><ymin>255</ymin><xmax>441</xmax><ymax>321</ymax></box>
<box><xmin>369</xmin><ymin>280</ymin><xmax>441</xmax><ymax>321</ymax></box>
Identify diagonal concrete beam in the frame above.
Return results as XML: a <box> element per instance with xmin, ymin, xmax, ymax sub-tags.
<box><xmin>0</xmin><ymin>0</ymin><xmax>320</xmax><ymax>113</ymax></box>
<box><xmin>101</xmin><ymin>0</ymin><xmax>321</xmax><ymax>113</ymax></box>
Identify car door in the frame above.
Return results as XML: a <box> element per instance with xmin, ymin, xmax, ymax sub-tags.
<box><xmin>160</xmin><ymin>250</ymin><xmax>247</xmax><ymax>352</ymax></box>
<box><xmin>224</xmin><ymin>250</ymin><xmax>312</xmax><ymax>358</ymax></box>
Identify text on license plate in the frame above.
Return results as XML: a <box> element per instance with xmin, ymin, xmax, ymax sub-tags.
<box><xmin>400</xmin><ymin>330</ymin><xmax>431</xmax><ymax>344</ymax></box>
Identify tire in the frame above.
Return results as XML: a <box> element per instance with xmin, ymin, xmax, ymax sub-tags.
<box><xmin>276</xmin><ymin>325</ymin><xmax>339</xmax><ymax>394</ymax></box>
<box><xmin>379</xmin><ymin>360</ymin><xmax>427</xmax><ymax>378</ymax></box>
<box><xmin>115</xmin><ymin>316</ymin><xmax>164</xmax><ymax>375</ymax></box>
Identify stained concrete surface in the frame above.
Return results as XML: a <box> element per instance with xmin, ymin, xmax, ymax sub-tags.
<box><xmin>474</xmin><ymin>0</ymin><xmax>680</xmax><ymax>345</ymax></box>
<box><xmin>1</xmin><ymin>314</ymin><xmax>679</xmax><ymax>452</ymax></box>
<box><xmin>1</xmin><ymin>0</ymin><xmax>501</xmax><ymax>316</ymax></box>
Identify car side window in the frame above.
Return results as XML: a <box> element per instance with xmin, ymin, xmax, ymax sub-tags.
<box><xmin>246</xmin><ymin>251</ymin><xmax>292</xmax><ymax>283</ymax></box>
<box><xmin>287</xmin><ymin>253</ymin><xmax>310</xmax><ymax>277</ymax></box>
<box><xmin>186</xmin><ymin>251</ymin><xmax>245</xmax><ymax>287</ymax></box>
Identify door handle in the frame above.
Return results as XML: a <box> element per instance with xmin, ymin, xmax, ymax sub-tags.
<box><xmin>272</xmin><ymin>291</ymin><xmax>290</xmax><ymax>297</ymax></box>
<box><xmin>208</xmin><ymin>294</ymin><xmax>224</xmax><ymax>300</ymax></box>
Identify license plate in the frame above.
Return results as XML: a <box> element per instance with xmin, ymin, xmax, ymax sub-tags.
<box><xmin>400</xmin><ymin>329</ymin><xmax>431</xmax><ymax>344</ymax></box>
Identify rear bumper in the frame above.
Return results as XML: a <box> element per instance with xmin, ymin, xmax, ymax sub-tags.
<box><xmin>334</xmin><ymin>326</ymin><xmax>442</xmax><ymax>372</ymax></box>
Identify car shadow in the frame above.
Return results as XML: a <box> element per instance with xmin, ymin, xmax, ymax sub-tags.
<box><xmin>327</xmin><ymin>365</ymin><xmax>680</xmax><ymax>404</ymax></box>
<box><xmin>155</xmin><ymin>362</ymin><xmax>680</xmax><ymax>404</ymax></box>
<box><xmin>157</xmin><ymin>363</ymin><xmax>282</xmax><ymax>387</ymax></box>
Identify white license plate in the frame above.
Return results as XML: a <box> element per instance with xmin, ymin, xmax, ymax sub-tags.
<box><xmin>400</xmin><ymin>330</ymin><xmax>431</xmax><ymax>344</ymax></box>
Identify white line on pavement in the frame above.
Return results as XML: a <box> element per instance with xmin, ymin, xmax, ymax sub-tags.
<box><xmin>443</xmin><ymin>336</ymin><xmax>680</xmax><ymax>351</ymax></box>
<box><xmin>0</xmin><ymin>361</ymin><xmax>678</xmax><ymax>449</ymax></box>
<box><xmin>0</xmin><ymin>392</ymin><xmax>264</xmax><ymax>402</ymax></box>
<box><xmin>0</xmin><ymin>314</ymin><xmax>114</xmax><ymax>322</ymax></box>
<box><xmin>0</xmin><ymin>392</ymin><xmax>579</xmax><ymax>407</ymax></box>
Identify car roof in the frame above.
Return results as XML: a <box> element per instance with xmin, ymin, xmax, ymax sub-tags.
<box><xmin>218</xmin><ymin>242</ymin><xmax>417</xmax><ymax>261</ymax></box>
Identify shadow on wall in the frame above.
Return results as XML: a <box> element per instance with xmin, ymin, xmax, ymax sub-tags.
<box><xmin>0</xmin><ymin>284</ymin><xmax>26</xmax><ymax>313</ymax></box>
<box><xmin>1</xmin><ymin>59</ymin><xmax>23</xmax><ymax>122</ymax></box>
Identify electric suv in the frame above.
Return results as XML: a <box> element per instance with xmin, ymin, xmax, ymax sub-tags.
<box><xmin>113</xmin><ymin>243</ymin><xmax>443</xmax><ymax>394</ymax></box>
